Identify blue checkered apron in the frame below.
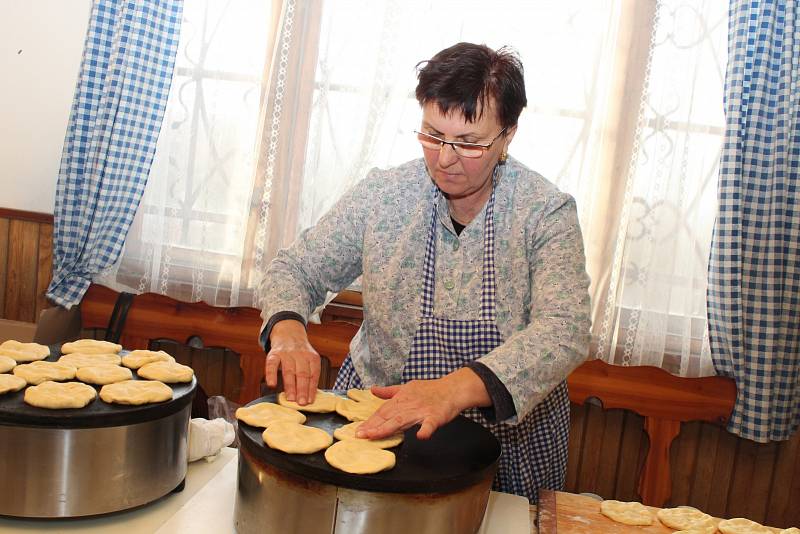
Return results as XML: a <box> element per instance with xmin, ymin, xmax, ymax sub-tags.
<box><xmin>335</xmin><ymin>183</ymin><xmax>570</xmax><ymax>502</ymax></box>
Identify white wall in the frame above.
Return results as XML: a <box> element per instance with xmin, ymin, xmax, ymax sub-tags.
<box><xmin>0</xmin><ymin>0</ymin><xmax>92</xmax><ymax>214</ymax></box>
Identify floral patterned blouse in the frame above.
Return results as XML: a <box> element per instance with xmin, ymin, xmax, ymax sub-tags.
<box><xmin>258</xmin><ymin>156</ymin><xmax>591</xmax><ymax>422</ymax></box>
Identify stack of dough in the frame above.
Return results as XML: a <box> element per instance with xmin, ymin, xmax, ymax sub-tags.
<box><xmin>24</xmin><ymin>381</ymin><xmax>97</xmax><ymax>409</ymax></box>
<box><xmin>0</xmin><ymin>340</ymin><xmax>50</xmax><ymax>362</ymax></box>
<box><xmin>137</xmin><ymin>361</ymin><xmax>194</xmax><ymax>383</ymax></box>
<box><xmin>121</xmin><ymin>350</ymin><xmax>175</xmax><ymax>369</ymax></box>
<box><xmin>0</xmin><ymin>355</ymin><xmax>17</xmax><ymax>373</ymax></box>
<box><xmin>100</xmin><ymin>380</ymin><xmax>174</xmax><ymax>405</ymax></box>
<box><xmin>235</xmin><ymin>402</ymin><xmax>306</xmax><ymax>428</ymax></box>
<box><xmin>13</xmin><ymin>361</ymin><xmax>77</xmax><ymax>385</ymax></box>
<box><xmin>59</xmin><ymin>352</ymin><xmax>122</xmax><ymax>368</ymax></box>
<box><xmin>278</xmin><ymin>389</ymin><xmax>337</xmax><ymax>413</ymax></box>
<box><xmin>61</xmin><ymin>339</ymin><xmax>122</xmax><ymax>355</ymax></box>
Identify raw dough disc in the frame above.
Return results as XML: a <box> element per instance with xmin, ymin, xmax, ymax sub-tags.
<box><xmin>60</xmin><ymin>339</ymin><xmax>122</xmax><ymax>355</ymax></box>
<box><xmin>76</xmin><ymin>364</ymin><xmax>133</xmax><ymax>385</ymax></box>
<box><xmin>99</xmin><ymin>380</ymin><xmax>173</xmax><ymax>405</ymax></box>
<box><xmin>24</xmin><ymin>381</ymin><xmax>96</xmax><ymax>409</ymax></box>
<box><xmin>137</xmin><ymin>361</ymin><xmax>194</xmax><ymax>383</ymax></box>
<box><xmin>235</xmin><ymin>402</ymin><xmax>306</xmax><ymax>428</ymax></box>
<box><xmin>780</xmin><ymin>528</ymin><xmax>800</xmax><ymax>534</ymax></box>
<box><xmin>335</xmin><ymin>398</ymin><xmax>380</xmax><ymax>422</ymax></box>
<box><xmin>13</xmin><ymin>361</ymin><xmax>77</xmax><ymax>385</ymax></box>
<box><xmin>0</xmin><ymin>355</ymin><xmax>17</xmax><ymax>373</ymax></box>
<box><xmin>600</xmin><ymin>500</ymin><xmax>653</xmax><ymax>526</ymax></box>
<box><xmin>121</xmin><ymin>350</ymin><xmax>175</xmax><ymax>369</ymax></box>
<box><xmin>717</xmin><ymin>518</ymin><xmax>772</xmax><ymax>534</ymax></box>
<box><xmin>59</xmin><ymin>352</ymin><xmax>122</xmax><ymax>368</ymax></box>
<box><xmin>325</xmin><ymin>439</ymin><xmax>396</xmax><ymax>474</ymax></box>
<box><xmin>333</xmin><ymin>421</ymin><xmax>404</xmax><ymax>449</ymax></box>
<box><xmin>0</xmin><ymin>340</ymin><xmax>50</xmax><ymax>362</ymax></box>
<box><xmin>262</xmin><ymin>421</ymin><xmax>333</xmax><ymax>454</ymax></box>
<box><xmin>346</xmin><ymin>388</ymin><xmax>386</xmax><ymax>406</ymax></box>
<box><xmin>672</xmin><ymin>525</ymin><xmax>717</xmax><ymax>534</ymax></box>
<box><xmin>0</xmin><ymin>374</ymin><xmax>26</xmax><ymax>394</ymax></box>
<box><xmin>278</xmin><ymin>389</ymin><xmax>337</xmax><ymax>413</ymax></box>
<box><xmin>657</xmin><ymin>507</ymin><xmax>716</xmax><ymax>531</ymax></box>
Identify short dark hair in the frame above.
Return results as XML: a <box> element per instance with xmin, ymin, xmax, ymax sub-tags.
<box><xmin>415</xmin><ymin>42</ymin><xmax>527</xmax><ymax>129</ymax></box>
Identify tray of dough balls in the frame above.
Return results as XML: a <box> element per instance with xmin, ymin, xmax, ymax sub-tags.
<box><xmin>0</xmin><ymin>339</ymin><xmax>196</xmax><ymax>428</ymax></box>
<box><xmin>236</xmin><ymin>389</ymin><xmax>501</xmax><ymax>494</ymax></box>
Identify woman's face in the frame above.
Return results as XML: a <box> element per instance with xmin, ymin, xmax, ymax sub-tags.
<box><xmin>419</xmin><ymin>100</ymin><xmax>515</xmax><ymax>206</ymax></box>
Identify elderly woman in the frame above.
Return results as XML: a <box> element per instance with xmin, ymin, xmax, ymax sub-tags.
<box><xmin>258</xmin><ymin>42</ymin><xmax>591</xmax><ymax>502</ymax></box>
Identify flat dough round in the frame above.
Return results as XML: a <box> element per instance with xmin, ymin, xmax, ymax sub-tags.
<box><xmin>672</xmin><ymin>527</ymin><xmax>717</xmax><ymax>534</ymax></box>
<box><xmin>325</xmin><ymin>439</ymin><xmax>396</xmax><ymax>474</ymax></box>
<box><xmin>59</xmin><ymin>352</ymin><xmax>122</xmax><ymax>368</ymax></box>
<box><xmin>262</xmin><ymin>421</ymin><xmax>333</xmax><ymax>454</ymax></box>
<box><xmin>718</xmin><ymin>518</ymin><xmax>772</xmax><ymax>534</ymax></box>
<box><xmin>346</xmin><ymin>388</ymin><xmax>386</xmax><ymax>406</ymax></box>
<box><xmin>13</xmin><ymin>361</ymin><xmax>77</xmax><ymax>385</ymax></box>
<box><xmin>235</xmin><ymin>402</ymin><xmax>306</xmax><ymax>428</ymax></box>
<box><xmin>278</xmin><ymin>389</ymin><xmax>338</xmax><ymax>413</ymax></box>
<box><xmin>335</xmin><ymin>398</ymin><xmax>380</xmax><ymax>422</ymax></box>
<box><xmin>657</xmin><ymin>507</ymin><xmax>716</xmax><ymax>531</ymax></box>
<box><xmin>0</xmin><ymin>374</ymin><xmax>26</xmax><ymax>394</ymax></box>
<box><xmin>137</xmin><ymin>361</ymin><xmax>194</xmax><ymax>383</ymax></box>
<box><xmin>333</xmin><ymin>421</ymin><xmax>404</xmax><ymax>449</ymax></box>
<box><xmin>61</xmin><ymin>339</ymin><xmax>122</xmax><ymax>355</ymax></box>
<box><xmin>0</xmin><ymin>340</ymin><xmax>50</xmax><ymax>362</ymax></box>
<box><xmin>121</xmin><ymin>350</ymin><xmax>175</xmax><ymax>369</ymax></box>
<box><xmin>24</xmin><ymin>381</ymin><xmax>96</xmax><ymax>409</ymax></box>
<box><xmin>780</xmin><ymin>528</ymin><xmax>800</xmax><ymax>534</ymax></box>
<box><xmin>0</xmin><ymin>355</ymin><xmax>17</xmax><ymax>373</ymax></box>
<box><xmin>99</xmin><ymin>380</ymin><xmax>173</xmax><ymax>405</ymax></box>
<box><xmin>600</xmin><ymin>500</ymin><xmax>653</xmax><ymax>526</ymax></box>
<box><xmin>76</xmin><ymin>364</ymin><xmax>133</xmax><ymax>385</ymax></box>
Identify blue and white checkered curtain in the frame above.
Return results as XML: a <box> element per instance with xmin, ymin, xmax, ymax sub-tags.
<box><xmin>707</xmin><ymin>0</ymin><xmax>800</xmax><ymax>442</ymax></box>
<box><xmin>47</xmin><ymin>0</ymin><xmax>183</xmax><ymax>308</ymax></box>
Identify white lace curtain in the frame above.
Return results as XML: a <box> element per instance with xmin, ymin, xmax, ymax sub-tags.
<box><xmin>98</xmin><ymin>0</ymin><xmax>727</xmax><ymax>377</ymax></box>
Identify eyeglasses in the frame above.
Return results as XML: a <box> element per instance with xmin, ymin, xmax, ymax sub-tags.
<box><xmin>414</xmin><ymin>127</ymin><xmax>507</xmax><ymax>158</ymax></box>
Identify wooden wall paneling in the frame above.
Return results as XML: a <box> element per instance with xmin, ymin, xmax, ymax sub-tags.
<box><xmin>765</xmin><ymin>432</ymin><xmax>800</xmax><ymax>528</ymax></box>
<box><xmin>222</xmin><ymin>349</ymin><xmax>244</xmax><ymax>403</ymax></box>
<box><xmin>0</xmin><ymin>218</ymin><xmax>9</xmax><ymax>318</ymax></box>
<box><xmin>669</xmin><ymin>421</ymin><xmax>701</xmax><ymax>506</ymax></box>
<box><xmin>576</xmin><ymin>402</ymin><xmax>606</xmax><ymax>494</ymax></box>
<box><xmin>565</xmin><ymin>403</ymin><xmax>587</xmax><ymax>492</ymax></box>
<box><xmin>726</xmin><ymin>438</ymin><xmax>757</xmax><ymax>519</ymax></box>
<box><xmin>35</xmin><ymin>223</ymin><xmax>53</xmax><ymax>318</ymax></box>
<box><xmin>705</xmin><ymin>427</ymin><xmax>738</xmax><ymax>518</ymax></box>
<box><xmin>688</xmin><ymin>422</ymin><xmax>722</xmax><ymax>511</ymax></box>
<box><xmin>744</xmin><ymin>441</ymin><xmax>779</xmax><ymax>524</ymax></box>
<box><xmin>204</xmin><ymin>346</ymin><xmax>226</xmax><ymax>397</ymax></box>
<box><xmin>596</xmin><ymin>409</ymin><xmax>625</xmax><ymax>498</ymax></box>
<box><xmin>788</xmin><ymin>441</ymin><xmax>800</xmax><ymax>527</ymax></box>
<box><xmin>5</xmin><ymin>220</ymin><xmax>40</xmax><ymax>322</ymax></box>
<box><xmin>614</xmin><ymin>411</ymin><xmax>646</xmax><ymax>502</ymax></box>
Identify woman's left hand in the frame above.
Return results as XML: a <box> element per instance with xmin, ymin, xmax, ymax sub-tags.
<box><xmin>356</xmin><ymin>367</ymin><xmax>491</xmax><ymax>440</ymax></box>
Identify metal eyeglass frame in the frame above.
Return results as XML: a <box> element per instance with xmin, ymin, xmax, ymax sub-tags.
<box><xmin>413</xmin><ymin>127</ymin><xmax>507</xmax><ymax>158</ymax></box>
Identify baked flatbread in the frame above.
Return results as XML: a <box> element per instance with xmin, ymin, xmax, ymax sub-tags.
<box><xmin>99</xmin><ymin>380</ymin><xmax>173</xmax><ymax>405</ymax></box>
<box><xmin>24</xmin><ymin>381</ymin><xmax>96</xmax><ymax>409</ymax></box>
<box><xmin>60</xmin><ymin>339</ymin><xmax>122</xmax><ymax>355</ymax></box>
<box><xmin>333</xmin><ymin>421</ymin><xmax>404</xmax><ymax>449</ymax></box>
<box><xmin>335</xmin><ymin>397</ymin><xmax>380</xmax><ymax>422</ymax></box>
<box><xmin>262</xmin><ymin>421</ymin><xmax>333</xmax><ymax>454</ymax></box>
<box><xmin>325</xmin><ymin>439</ymin><xmax>396</xmax><ymax>474</ymax></box>
<box><xmin>13</xmin><ymin>361</ymin><xmax>77</xmax><ymax>385</ymax></box>
<box><xmin>0</xmin><ymin>340</ymin><xmax>50</xmax><ymax>362</ymax></box>
<box><xmin>717</xmin><ymin>518</ymin><xmax>772</xmax><ymax>534</ymax></box>
<box><xmin>235</xmin><ymin>402</ymin><xmax>306</xmax><ymax>428</ymax></box>
<box><xmin>599</xmin><ymin>500</ymin><xmax>653</xmax><ymax>526</ymax></box>
<box><xmin>278</xmin><ymin>389</ymin><xmax>338</xmax><ymax>413</ymax></box>
<box><xmin>76</xmin><ymin>364</ymin><xmax>133</xmax><ymax>385</ymax></box>
<box><xmin>59</xmin><ymin>352</ymin><xmax>122</xmax><ymax>368</ymax></box>
<box><xmin>0</xmin><ymin>374</ymin><xmax>26</xmax><ymax>394</ymax></box>
<box><xmin>121</xmin><ymin>350</ymin><xmax>175</xmax><ymax>369</ymax></box>
<box><xmin>137</xmin><ymin>361</ymin><xmax>194</xmax><ymax>383</ymax></box>
<box><xmin>657</xmin><ymin>508</ymin><xmax>716</xmax><ymax>531</ymax></box>
<box><xmin>0</xmin><ymin>355</ymin><xmax>17</xmax><ymax>373</ymax></box>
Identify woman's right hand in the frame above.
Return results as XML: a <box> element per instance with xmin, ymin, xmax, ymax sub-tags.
<box><xmin>265</xmin><ymin>319</ymin><xmax>320</xmax><ymax>405</ymax></box>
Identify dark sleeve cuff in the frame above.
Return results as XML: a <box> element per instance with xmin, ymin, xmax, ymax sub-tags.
<box><xmin>465</xmin><ymin>361</ymin><xmax>517</xmax><ymax>423</ymax></box>
<box><xmin>259</xmin><ymin>311</ymin><xmax>307</xmax><ymax>353</ymax></box>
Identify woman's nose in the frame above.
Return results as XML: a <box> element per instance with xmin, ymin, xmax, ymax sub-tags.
<box><xmin>438</xmin><ymin>142</ymin><xmax>459</xmax><ymax>166</ymax></box>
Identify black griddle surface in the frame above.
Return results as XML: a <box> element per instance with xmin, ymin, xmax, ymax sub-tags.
<box><xmin>238</xmin><ymin>392</ymin><xmax>501</xmax><ymax>494</ymax></box>
<box><xmin>0</xmin><ymin>346</ymin><xmax>196</xmax><ymax>428</ymax></box>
